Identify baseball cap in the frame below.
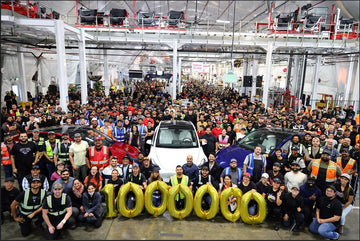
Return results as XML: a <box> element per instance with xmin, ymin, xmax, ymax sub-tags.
<box><xmin>53</xmin><ymin>183</ymin><xmax>63</xmax><ymax>189</ymax></box>
<box><xmin>291</xmin><ymin>185</ymin><xmax>300</xmax><ymax>190</ymax></box>
<box><xmin>337</xmin><ymin>128</ymin><xmax>344</xmax><ymax>131</ymax></box>
<box><xmin>291</xmin><ymin>161</ymin><xmax>300</xmax><ymax>166</ymax></box>
<box><xmin>33</xmin><ymin>129</ymin><xmax>39</xmax><ymax>133</ymax></box>
<box><xmin>322</xmin><ymin>149</ymin><xmax>331</xmax><ymax>155</ymax></box>
<box><xmin>74</xmin><ymin>133</ymin><xmax>81</xmax><ymax>137</ymax></box>
<box><xmin>326</xmin><ymin>184</ymin><xmax>336</xmax><ymax>192</ymax></box>
<box><xmin>152</xmin><ymin>166</ymin><xmax>161</xmax><ymax>172</ymax></box>
<box><xmin>291</xmin><ymin>146</ymin><xmax>299</xmax><ymax>151</ymax></box>
<box><xmin>340</xmin><ymin>148</ymin><xmax>349</xmax><ymax>153</ymax></box>
<box><xmin>243</xmin><ymin>172</ymin><xmax>251</xmax><ymax>178</ymax></box>
<box><xmin>91</xmin><ymin>117</ymin><xmax>98</xmax><ymax>121</ymax></box>
<box><xmin>201</xmin><ymin>166</ymin><xmax>209</xmax><ymax>171</ymax></box>
<box><xmin>261</xmin><ymin>173</ymin><xmax>269</xmax><ymax>179</ymax></box>
<box><xmin>216</xmin><ymin>121</ymin><xmax>221</xmax><ymax>124</ymax></box>
<box><xmin>273</xmin><ymin>162</ymin><xmax>281</xmax><ymax>167</ymax></box>
<box><xmin>32</xmin><ymin>165</ymin><xmax>40</xmax><ymax>170</ymax></box>
<box><xmin>341</xmin><ymin>173</ymin><xmax>351</xmax><ymax>181</ymax></box>
<box><xmin>5</xmin><ymin>177</ymin><xmax>15</xmax><ymax>182</ymax></box>
<box><xmin>48</xmin><ymin>131</ymin><xmax>55</xmax><ymax>135</ymax></box>
<box><xmin>132</xmin><ymin>163</ymin><xmax>139</xmax><ymax>168</ymax></box>
<box><xmin>230</xmin><ymin>158</ymin><xmax>237</xmax><ymax>163</ymax></box>
<box><xmin>307</xmin><ymin>176</ymin><xmax>316</xmax><ymax>182</ymax></box>
<box><xmin>94</xmin><ymin>136</ymin><xmax>102</xmax><ymax>141</ymax></box>
<box><xmin>273</xmin><ymin>178</ymin><xmax>282</xmax><ymax>184</ymax></box>
<box><xmin>31</xmin><ymin>177</ymin><xmax>41</xmax><ymax>183</ymax></box>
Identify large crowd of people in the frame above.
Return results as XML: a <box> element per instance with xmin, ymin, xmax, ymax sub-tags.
<box><xmin>1</xmin><ymin>79</ymin><xmax>359</xmax><ymax>240</ymax></box>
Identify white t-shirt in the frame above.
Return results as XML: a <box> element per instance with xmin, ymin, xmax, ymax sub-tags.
<box><xmin>69</xmin><ymin>140</ymin><xmax>89</xmax><ymax>166</ymax></box>
<box><xmin>284</xmin><ymin>171</ymin><xmax>307</xmax><ymax>192</ymax></box>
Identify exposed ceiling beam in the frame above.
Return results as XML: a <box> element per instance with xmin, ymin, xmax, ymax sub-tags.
<box><xmin>198</xmin><ymin>0</ymin><xmax>209</xmax><ymax>21</ymax></box>
<box><xmin>208</xmin><ymin>0</ymin><xmax>234</xmax><ymax>31</ymax></box>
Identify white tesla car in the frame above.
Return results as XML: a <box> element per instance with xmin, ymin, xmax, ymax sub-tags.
<box><xmin>146</xmin><ymin>120</ymin><xmax>208</xmax><ymax>182</ymax></box>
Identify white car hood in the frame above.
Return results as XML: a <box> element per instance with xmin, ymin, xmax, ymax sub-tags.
<box><xmin>149</xmin><ymin>147</ymin><xmax>207</xmax><ymax>182</ymax></box>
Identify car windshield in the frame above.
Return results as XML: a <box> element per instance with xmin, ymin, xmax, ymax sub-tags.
<box><xmin>237</xmin><ymin>130</ymin><xmax>291</xmax><ymax>154</ymax></box>
<box><xmin>155</xmin><ymin>127</ymin><xmax>199</xmax><ymax>148</ymax></box>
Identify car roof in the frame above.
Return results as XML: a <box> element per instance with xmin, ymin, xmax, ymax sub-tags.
<box><xmin>36</xmin><ymin>125</ymin><xmax>87</xmax><ymax>133</ymax></box>
<box><xmin>159</xmin><ymin>120</ymin><xmax>194</xmax><ymax>128</ymax></box>
<box><xmin>254</xmin><ymin>127</ymin><xmax>305</xmax><ymax>136</ymax></box>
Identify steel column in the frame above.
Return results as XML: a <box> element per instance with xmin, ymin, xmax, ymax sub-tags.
<box><xmin>298</xmin><ymin>53</ymin><xmax>308</xmax><ymax>112</ymax></box>
<box><xmin>286</xmin><ymin>53</ymin><xmax>293</xmax><ymax>90</ymax></box>
<box><xmin>79</xmin><ymin>28</ymin><xmax>88</xmax><ymax>106</ymax></box>
<box><xmin>104</xmin><ymin>49</ymin><xmax>110</xmax><ymax>97</ymax></box>
<box><xmin>344</xmin><ymin>55</ymin><xmax>355</xmax><ymax>108</ymax></box>
<box><xmin>251</xmin><ymin>56</ymin><xmax>258</xmax><ymax>102</ymax></box>
<box><xmin>263</xmin><ymin>42</ymin><xmax>273</xmax><ymax>108</ymax></box>
<box><xmin>178</xmin><ymin>58</ymin><xmax>182</xmax><ymax>93</ymax></box>
<box><xmin>311</xmin><ymin>56</ymin><xmax>322</xmax><ymax>110</ymax></box>
<box><xmin>55</xmin><ymin>20</ymin><xmax>68</xmax><ymax>112</ymax></box>
<box><xmin>17</xmin><ymin>45</ymin><xmax>28</xmax><ymax>102</ymax></box>
<box><xmin>172</xmin><ymin>39</ymin><xmax>178</xmax><ymax>100</ymax></box>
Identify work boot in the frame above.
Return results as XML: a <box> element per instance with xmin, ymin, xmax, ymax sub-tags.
<box><xmin>337</xmin><ymin>225</ymin><xmax>343</xmax><ymax>234</ymax></box>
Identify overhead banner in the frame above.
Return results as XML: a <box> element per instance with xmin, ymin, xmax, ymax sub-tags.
<box><xmin>192</xmin><ymin>62</ymin><xmax>203</xmax><ymax>73</ymax></box>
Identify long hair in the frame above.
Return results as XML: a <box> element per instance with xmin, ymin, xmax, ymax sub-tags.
<box><xmin>342</xmin><ymin>181</ymin><xmax>351</xmax><ymax>202</ymax></box>
<box><xmin>149</xmin><ymin>172</ymin><xmax>161</xmax><ymax>183</ymax></box>
<box><xmin>85</xmin><ymin>166</ymin><xmax>101</xmax><ymax>186</ymax></box>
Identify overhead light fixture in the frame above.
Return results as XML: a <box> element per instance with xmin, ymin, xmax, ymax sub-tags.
<box><xmin>134</xmin><ymin>46</ymin><xmax>142</xmax><ymax>49</ymax></box>
<box><xmin>216</xmin><ymin>19</ymin><xmax>230</xmax><ymax>24</ymax></box>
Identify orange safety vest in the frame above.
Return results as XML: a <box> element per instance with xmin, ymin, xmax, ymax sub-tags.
<box><xmin>341</xmin><ymin>125</ymin><xmax>353</xmax><ymax>131</ymax></box>
<box><xmin>310</xmin><ymin>159</ymin><xmax>337</xmax><ymax>183</ymax></box>
<box><xmin>336</xmin><ymin>157</ymin><xmax>356</xmax><ymax>175</ymax></box>
<box><xmin>1</xmin><ymin>142</ymin><xmax>11</xmax><ymax>165</ymax></box>
<box><xmin>89</xmin><ymin>146</ymin><xmax>110</xmax><ymax>169</ymax></box>
<box><xmin>100</xmin><ymin>126</ymin><xmax>112</xmax><ymax>137</ymax></box>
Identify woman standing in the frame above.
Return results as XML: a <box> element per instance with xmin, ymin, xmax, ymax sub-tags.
<box><xmin>78</xmin><ymin>183</ymin><xmax>104</xmax><ymax>228</ymax></box>
<box><xmin>128</xmin><ymin>125</ymin><xmax>141</xmax><ymax>151</ymax></box>
<box><xmin>335</xmin><ymin>173</ymin><xmax>354</xmax><ymax>234</ymax></box>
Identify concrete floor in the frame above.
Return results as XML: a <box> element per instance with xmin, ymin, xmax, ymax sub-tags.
<box><xmin>1</xmin><ymin>168</ymin><xmax>359</xmax><ymax>240</ymax></box>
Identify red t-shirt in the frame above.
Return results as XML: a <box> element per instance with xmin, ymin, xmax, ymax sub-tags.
<box><xmin>84</xmin><ymin>175</ymin><xmax>103</xmax><ymax>191</ymax></box>
<box><xmin>211</xmin><ymin>127</ymin><xmax>223</xmax><ymax>138</ymax></box>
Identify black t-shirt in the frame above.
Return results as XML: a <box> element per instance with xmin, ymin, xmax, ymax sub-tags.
<box><xmin>11</xmin><ymin>142</ymin><xmax>38</xmax><ymax>172</ymax></box>
<box><xmin>193</xmin><ymin>175</ymin><xmax>219</xmax><ymax>191</ymax></box>
<box><xmin>141</xmin><ymin>165</ymin><xmax>154</xmax><ymax>180</ymax></box>
<box><xmin>316</xmin><ymin>196</ymin><xmax>343</xmax><ymax>227</ymax></box>
<box><xmin>263</xmin><ymin>186</ymin><xmax>281</xmax><ymax>207</ymax></box>
<box><xmin>252</xmin><ymin>158</ymin><xmax>263</xmax><ymax>182</ymax></box>
<box><xmin>281</xmin><ymin>192</ymin><xmax>304</xmax><ymax>215</ymax></box>
<box><xmin>334</xmin><ymin>183</ymin><xmax>354</xmax><ymax>204</ymax></box>
<box><xmin>68</xmin><ymin>190</ymin><xmax>84</xmax><ymax>209</ymax></box>
<box><xmin>145</xmin><ymin>127</ymin><xmax>155</xmax><ymax>141</ymax></box>
<box><xmin>1</xmin><ymin>186</ymin><xmax>20</xmax><ymax>209</ymax></box>
<box><xmin>238</xmin><ymin>181</ymin><xmax>257</xmax><ymax>194</ymax></box>
<box><xmin>108</xmin><ymin>177</ymin><xmax>124</xmax><ymax>195</ymax></box>
<box><xmin>199</xmin><ymin>133</ymin><xmax>217</xmax><ymax>155</ymax></box>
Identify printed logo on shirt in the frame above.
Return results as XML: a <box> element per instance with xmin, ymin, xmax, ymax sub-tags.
<box><xmin>19</xmin><ymin>147</ymin><xmax>32</xmax><ymax>155</ymax></box>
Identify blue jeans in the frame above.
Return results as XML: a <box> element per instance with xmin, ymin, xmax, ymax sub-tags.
<box><xmin>340</xmin><ymin>204</ymin><xmax>353</xmax><ymax>226</ymax></box>
<box><xmin>203</xmin><ymin>193</ymin><xmax>212</xmax><ymax>207</ymax></box>
<box><xmin>3</xmin><ymin>165</ymin><xmax>12</xmax><ymax>178</ymax></box>
<box><xmin>248</xmin><ymin>205</ymin><xmax>256</xmax><ymax>216</ymax></box>
<box><xmin>309</xmin><ymin>217</ymin><xmax>339</xmax><ymax>240</ymax></box>
<box><xmin>46</xmin><ymin>163</ymin><xmax>55</xmax><ymax>180</ymax></box>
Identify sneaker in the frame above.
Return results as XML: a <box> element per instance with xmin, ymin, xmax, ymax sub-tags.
<box><xmin>290</xmin><ymin>222</ymin><xmax>297</xmax><ymax>232</ymax></box>
<box><xmin>274</xmin><ymin>225</ymin><xmax>280</xmax><ymax>231</ymax></box>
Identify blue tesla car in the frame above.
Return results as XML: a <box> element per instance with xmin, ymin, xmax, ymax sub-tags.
<box><xmin>215</xmin><ymin>127</ymin><xmax>304</xmax><ymax>169</ymax></box>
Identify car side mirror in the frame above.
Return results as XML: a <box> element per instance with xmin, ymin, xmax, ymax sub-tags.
<box><xmin>146</xmin><ymin>139</ymin><xmax>152</xmax><ymax>145</ymax></box>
